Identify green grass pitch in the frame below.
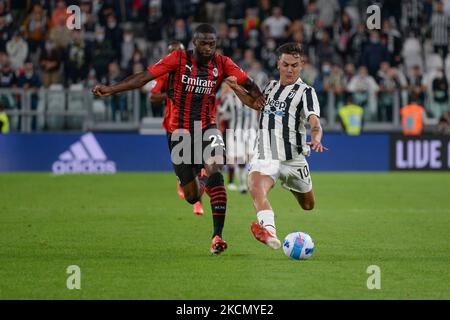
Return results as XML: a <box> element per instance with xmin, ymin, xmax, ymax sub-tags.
<box><xmin>0</xmin><ymin>172</ymin><xmax>449</xmax><ymax>299</ymax></box>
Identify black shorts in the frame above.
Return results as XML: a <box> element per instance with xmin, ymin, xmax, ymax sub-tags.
<box><xmin>167</xmin><ymin>126</ymin><xmax>226</xmax><ymax>186</ymax></box>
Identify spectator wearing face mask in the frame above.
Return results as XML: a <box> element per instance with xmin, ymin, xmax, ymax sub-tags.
<box><xmin>120</xmin><ymin>26</ymin><xmax>136</xmax><ymax>71</ymax></box>
<box><xmin>91</xmin><ymin>25</ymin><xmax>115</xmax><ymax>81</ymax></box>
<box><xmin>105</xmin><ymin>14</ymin><xmax>123</xmax><ymax>60</ymax></box>
<box><xmin>362</xmin><ymin>31</ymin><xmax>390</xmax><ymax>77</ymax></box>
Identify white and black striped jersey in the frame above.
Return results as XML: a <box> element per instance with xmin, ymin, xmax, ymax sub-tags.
<box><xmin>256</xmin><ymin>77</ymin><xmax>320</xmax><ymax>161</ymax></box>
<box><xmin>431</xmin><ymin>12</ymin><xmax>450</xmax><ymax>45</ymax></box>
<box><xmin>219</xmin><ymin>91</ymin><xmax>259</xmax><ymax>131</ymax></box>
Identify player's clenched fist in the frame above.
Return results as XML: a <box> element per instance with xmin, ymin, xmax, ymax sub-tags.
<box><xmin>92</xmin><ymin>84</ymin><xmax>113</xmax><ymax>97</ymax></box>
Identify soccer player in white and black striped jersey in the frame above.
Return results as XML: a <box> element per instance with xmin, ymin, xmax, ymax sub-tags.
<box><xmin>225</xmin><ymin>42</ymin><xmax>327</xmax><ymax>250</ymax></box>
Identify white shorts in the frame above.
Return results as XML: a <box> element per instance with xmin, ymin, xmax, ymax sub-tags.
<box><xmin>248</xmin><ymin>157</ymin><xmax>313</xmax><ymax>194</ymax></box>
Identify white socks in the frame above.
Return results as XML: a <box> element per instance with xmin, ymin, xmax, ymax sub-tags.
<box><xmin>257</xmin><ymin>210</ymin><xmax>276</xmax><ymax>235</ymax></box>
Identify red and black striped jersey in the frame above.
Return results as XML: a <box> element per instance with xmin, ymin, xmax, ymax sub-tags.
<box><xmin>147</xmin><ymin>49</ymin><xmax>249</xmax><ymax>133</ymax></box>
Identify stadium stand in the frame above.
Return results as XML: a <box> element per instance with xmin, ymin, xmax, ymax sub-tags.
<box><xmin>0</xmin><ymin>0</ymin><xmax>448</xmax><ymax>133</ymax></box>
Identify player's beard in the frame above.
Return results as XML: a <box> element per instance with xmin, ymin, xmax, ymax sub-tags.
<box><xmin>195</xmin><ymin>50</ymin><xmax>214</xmax><ymax>65</ymax></box>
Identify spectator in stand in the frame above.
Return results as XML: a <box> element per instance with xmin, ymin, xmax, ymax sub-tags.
<box><xmin>51</xmin><ymin>0</ymin><xmax>68</xmax><ymax>28</ymax></box>
<box><xmin>0</xmin><ymin>58</ymin><xmax>17</xmax><ymax>109</ymax></box>
<box><xmin>6</xmin><ymin>31</ymin><xmax>28</xmax><ymax>71</ymax></box>
<box><xmin>377</xmin><ymin>61</ymin><xmax>402</xmax><ymax>122</ymax></box>
<box><xmin>348</xmin><ymin>23</ymin><xmax>368</xmax><ymax>66</ymax></box>
<box><xmin>258</xmin><ymin>0</ymin><xmax>272</xmax><ymax>22</ymax></box>
<box><xmin>0</xmin><ymin>1</ymin><xmax>12</xmax><ymax>27</ymax></box>
<box><xmin>225</xmin><ymin>0</ymin><xmax>247</xmax><ymax>30</ymax></box>
<box><xmin>402</xmin><ymin>0</ymin><xmax>424</xmax><ymax>35</ymax></box>
<box><xmin>381</xmin><ymin>19</ymin><xmax>403</xmax><ymax>67</ymax></box>
<box><xmin>324</xmin><ymin>62</ymin><xmax>346</xmax><ymax>109</ymax></box>
<box><xmin>261</xmin><ymin>6</ymin><xmax>291</xmax><ymax>45</ymax></box>
<box><xmin>91</xmin><ymin>25</ymin><xmax>116</xmax><ymax>81</ymax></box>
<box><xmin>315</xmin><ymin>31</ymin><xmax>337</xmax><ymax>68</ymax></box>
<box><xmin>243</xmin><ymin>7</ymin><xmax>260</xmax><ymax>41</ymax></box>
<box><xmin>145</xmin><ymin>2</ymin><xmax>167</xmax><ymax>64</ymax></box>
<box><xmin>127</xmin><ymin>49</ymin><xmax>147</xmax><ymax>75</ymax></box>
<box><xmin>105</xmin><ymin>61</ymin><xmax>126</xmax><ymax>121</ymax></box>
<box><xmin>248</xmin><ymin>61</ymin><xmax>269</xmax><ymax>90</ymax></box>
<box><xmin>39</xmin><ymin>40</ymin><xmax>63</xmax><ymax>88</ymax></box>
<box><xmin>82</xmin><ymin>11</ymin><xmax>97</xmax><ymax>42</ymax></box>
<box><xmin>362</xmin><ymin>30</ymin><xmax>390</xmax><ymax>77</ymax></box>
<box><xmin>335</xmin><ymin>11</ymin><xmax>355</xmax><ymax>65</ymax></box>
<box><xmin>205</xmin><ymin>0</ymin><xmax>226</xmax><ymax>24</ymax></box>
<box><xmin>16</xmin><ymin>61</ymin><xmax>41</xmax><ymax>131</ymax></box>
<box><xmin>316</xmin><ymin>0</ymin><xmax>340</xmax><ymax>36</ymax></box>
<box><xmin>407</xmin><ymin>65</ymin><xmax>427</xmax><ymax>107</ymax></box>
<box><xmin>49</xmin><ymin>13</ymin><xmax>72</xmax><ymax>51</ymax></box>
<box><xmin>430</xmin><ymin>0</ymin><xmax>450</xmax><ymax>62</ymax></box>
<box><xmin>401</xmin><ymin>30</ymin><xmax>424</xmax><ymax>72</ymax></box>
<box><xmin>0</xmin><ymin>14</ymin><xmax>11</xmax><ymax>52</ymax></box>
<box><xmin>300</xmin><ymin>56</ymin><xmax>319</xmax><ymax>86</ymax></box>
<box><xmin>22</xmin><ymin>3</ymin><xmax>51</xmax><ymax>53</ymax></box>
<box><xmin>260</xmin><ymin>37</ymin><xmax>278</xmax><ymax>78</ymax></box>
<box><xmin>430</xmin><ymin>69</ymin><xmax>449</xmax><ymax>118</ymax></box>
<box><xmin>105</xmin><ymin>14</ymin><xmax>123</xmax><ymax>61</ymax></box>
<box><xmin>120</xmin><ymin>26</ymin><xmax>137</xmax><ymax>71</ymax></box>
<box><xmin>342</xmin><ymin>62</ymin><xmax>356</xmax><ymax>90</ymax></box>
<box><xmin>436</xmin><ymin>111</ymin><xmax>450</xmax><ymax>135</ymax></box>
<box><xmin>65</xmin><ymin>30</ymin><xmax>90</xmax><ymax>85</ymax></box>
<box><xmin>0</xmin><ymin>59</ymin><xmax>16</xmax><ymax>87</ymax></box>
<box><xmin>227</xmin><ymin>25</ymin><xmax>243</xmax><ymax>61</ymax></box>
<box><xmin>347</xmin><ymin>65</ymin><xmax>379</xmax><ymax>114</ymax></box>
<box><xmin>216</xmin><ymin>23</ymin><xmax>233</xmax><ymax>57</ymax></box>
<box><xmin>239</xmin><ymin>48</ymin><xmax>256</xmax><ymax>71</ymax></box>
<box><xmin>168</xmin><ymin>18</ymin><xmax>191</xmax><ymax>49</ymax></box>
<box><xmin>302</xmin><ymin>1</ymin><xmax>318</xmax><ymax>46</ymax></box>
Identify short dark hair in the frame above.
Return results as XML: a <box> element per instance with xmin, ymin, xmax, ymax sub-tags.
<box><xmin>276</xmin><ymin>42</ymin><xmax>305</xmax><ymax>59</ymax></box>
<box><xmin>194</xmin><ymin>23</ymin><xmax>216</xmax><ymax>35</ymax></box>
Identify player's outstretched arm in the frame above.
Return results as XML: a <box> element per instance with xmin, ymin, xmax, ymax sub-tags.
<box><xmin>224</xmin><ymin>76</ymin><xmax>265</xmax><ymax>110</ymax></box>
<box><xmin>307</xmin><ymin>115</ymin><xmax>327</xmax><ymax>152</ymax></box>
<box><xmin>92</xmin><ymin>71</ymin><xmax>155</xmax><ymax>97</ymax></box>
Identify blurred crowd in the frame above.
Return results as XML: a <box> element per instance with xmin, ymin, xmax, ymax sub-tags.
<box><xmin>0</xmin><ymin>0</ymin><xmax>449</xmax><ymax>130</ymax></box>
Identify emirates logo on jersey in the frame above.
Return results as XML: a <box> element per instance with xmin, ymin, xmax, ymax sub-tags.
<box><xmin>181</xmin><ymin>75</ymin><xmax>217</xmax><ymax>94</ymax></box>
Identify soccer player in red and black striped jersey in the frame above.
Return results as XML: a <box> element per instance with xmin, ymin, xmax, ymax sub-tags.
<box><xmin>92</xmin><ymin>24</ymin><xmax>265</xmax><ymax>254</ymax></box>
<box><xmin>149</xmin><ymin>40</ymin><xmax>205</xmax><ymax>216</ymax></box>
